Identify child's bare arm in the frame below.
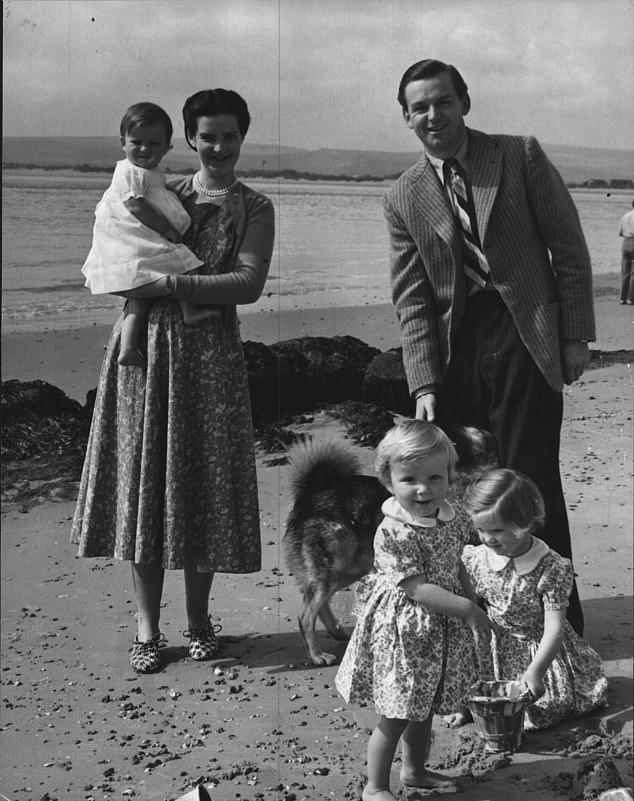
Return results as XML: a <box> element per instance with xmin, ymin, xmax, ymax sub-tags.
<box><xmin>400</xmin><ymin>574</ymin><xmax>492</xmax><ymax>645</ymax></box>
<box><xmin>522</xmin><ymin>608</ymin><xmax>564</xmax><ymax>699</ymax></box>
<box><xmin>458</xmin><ymin>561</ymin><xmax>479</xmax><ymax>604</ymax></box>
<box><xmin>124</xmin><ymin>196</ymin><xmax>182</xmax><ymax>243</ymax></box>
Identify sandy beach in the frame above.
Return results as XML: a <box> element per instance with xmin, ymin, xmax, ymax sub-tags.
<box><xmin>1</xmin><ymin>280</ymin><xmax>632</xmax><ymax>800</ymax></box>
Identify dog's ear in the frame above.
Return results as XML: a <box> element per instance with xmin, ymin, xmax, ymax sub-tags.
<box><xmin>443</xmin><ymin>423</ymin><xmax>498</xmax><ymax>471</ymax></box>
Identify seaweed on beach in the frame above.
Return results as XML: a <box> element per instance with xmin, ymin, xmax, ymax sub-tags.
<box><xmin>587</xmin><ymin>349</ymin><xmax>634</xmax><ymax>370</ymax></box>
<box><xmin>1</xmin><ymin>415</ymin><xmax>89</xmax><ymax>462</ymax></box>
<box><xmin>1</xmin><ymin>380</ymin><xmax>90</xmax><ymax>508</ymax></box>
<box><xmin>2</xmin><ymin>380</ymin><xmax>90</xmax><ymax>457</ymax></box>
<box><xmin>254</xmin><ymin>421</ymin><xmax>309</xmax><ymax>456</ymax></box>
<box><xmin>322</xmin><ymin>400</ymin><xmax>394</xmax><ymax>447</ymax></box>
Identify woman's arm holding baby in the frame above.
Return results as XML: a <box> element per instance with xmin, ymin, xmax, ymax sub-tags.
<box><xmin>121</xmin><ymin>196</ymin><xmax>275</xmax><ymax>305</ymax></box>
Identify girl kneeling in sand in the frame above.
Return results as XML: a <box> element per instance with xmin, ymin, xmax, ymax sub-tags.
<box><xmin>458</xmin><ymin>469</ymin><xmax>608</xmax><ymax>730</ymax></box>
<box><xmin>335</xmin><ymin>419</ymin><xmax>492</xmax><ymax>800</ymax></box>
<box><xmin>82</xmin><ymin>102</ymin><xmax>209</xmax><ymax>366</ymax></box>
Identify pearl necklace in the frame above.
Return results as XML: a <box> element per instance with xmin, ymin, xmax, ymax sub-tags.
<box><xmin>193</xmin><ymin>173</ymin><xmax>239</xmax><ymax>198</ymax></box>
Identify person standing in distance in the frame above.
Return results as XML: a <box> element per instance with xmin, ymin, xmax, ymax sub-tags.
<box><xmin>384</xmin><ymin>59</ymin><xmax>595</xmax><ymax>635</ymax></box>
<box><xmin>618</xmin><ymin>199</ymin><xmax>634</xmax><ymax>304</ymax></box>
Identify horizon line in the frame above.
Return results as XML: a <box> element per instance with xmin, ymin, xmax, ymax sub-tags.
<box><xmin>2</xmin><ymin>134</ymin><xmax>633</xmax><ymax>156</ymax></box>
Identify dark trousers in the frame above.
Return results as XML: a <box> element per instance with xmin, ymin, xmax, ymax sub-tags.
<box><xmin>621</xmin><ymin>237</ymin><xmax>634</xmax><ymax>303</ymax></box>
<box><xmin>437</xmin><ymin>291</ymin><xmax>584</xmax><ymax>635</ymax></box>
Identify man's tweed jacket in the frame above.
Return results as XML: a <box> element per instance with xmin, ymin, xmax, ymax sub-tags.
<box><xmin>383</xmin><ymin>128</ymin><xmax>596</xmax><ymax>394</ymax></box>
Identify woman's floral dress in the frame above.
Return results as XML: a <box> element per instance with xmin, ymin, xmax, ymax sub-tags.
<box><xmin>462</xmin><ymin>538</ymin><xmax>608</xmax><ymax>729</ymax></box>
<box><xmin>335</xmin><ymin>498</ymin><xmax>479</xmax><ymax>721</ymax></box>
<box><xmin>70</xmin><ymin>195</ymin><xmax>261</xmax><ymax>573</ymax></box>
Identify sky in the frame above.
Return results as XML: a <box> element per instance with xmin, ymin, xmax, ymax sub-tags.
<box><xmin>3</xmin><ymin>0</ymin><xmax>633</xmax><ymax>152</ymax></box>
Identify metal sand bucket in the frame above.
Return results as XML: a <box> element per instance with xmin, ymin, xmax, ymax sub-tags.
<box><xmin>468</xmin><ymin>679</ymin><xmax>532</xmax><ymax>753</ymax></box>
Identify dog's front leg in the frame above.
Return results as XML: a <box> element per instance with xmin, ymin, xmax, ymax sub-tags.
<box><xmin>298</xmin><ymin>589</ymin><xmax>340</xmax><ymax>666</ymax></box>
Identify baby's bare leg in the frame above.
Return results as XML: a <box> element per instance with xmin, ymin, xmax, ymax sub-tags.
<box><xmin>119</xmin><ymin>298</ymin><xmax>149</xmax><ymax>366</ymax></box>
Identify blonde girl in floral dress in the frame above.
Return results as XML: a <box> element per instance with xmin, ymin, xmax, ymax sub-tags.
<box><xmin>461</xmin><ymin>469</ymin><xmax>608</xmax><ymax>729</ymax></box>
<box><xmin>335</xmin><ymin>419</ymin><xmax>492</xmax><ymax>801</ymax></box>
<box><xmin>71</xmin><ymin>89</ymin><xmax>275</xmax><ymax>674</ymax></box>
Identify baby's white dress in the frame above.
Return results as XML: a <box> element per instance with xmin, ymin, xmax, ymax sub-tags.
<box><xmin>82</xmin><ymin>159</ymin><xmax>203</xmax><ymax>294</ymax></box>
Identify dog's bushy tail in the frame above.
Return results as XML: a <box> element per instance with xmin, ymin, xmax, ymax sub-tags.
<box><xmin>287</xmin><ymin>439</ymin><xmax>364</xmax><ymax>499</ymax></box>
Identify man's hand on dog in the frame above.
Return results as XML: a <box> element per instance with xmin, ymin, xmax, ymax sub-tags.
<box><xmin>415</xmin><ymin>391</ymin><xmax>437</xmax><ymax>421</ymax></box>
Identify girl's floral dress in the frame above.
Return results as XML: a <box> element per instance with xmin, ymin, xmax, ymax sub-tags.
<box><xmin>335</xmin><ymin>498</ymin><xmax>479</xmax><ymax>721</ymax></box>
<box><xmin>71</xmin><ymin>196</ymin><xmax>261</xmax><ymax>573</ymax></box>
<box><xmin>462</xmin><ymin>538</ymin><xmax>608</xmax><ymax>729</ymax></box>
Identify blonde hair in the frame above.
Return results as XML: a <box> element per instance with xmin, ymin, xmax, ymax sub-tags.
<box><xmin>463</xmin><ymin>469</ymin><xmax>545</xmax><ymax>537</ymax></box>
<box><xmin>375</xmin><ymin>419</ymin><xmax>457</xmax><ymax>487</ymax></box>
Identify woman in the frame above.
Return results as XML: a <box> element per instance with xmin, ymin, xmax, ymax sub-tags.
<box><xmin>71</xmin><ymin>89</ymin><xmax>275</xmax><ymax>673</ymax></box>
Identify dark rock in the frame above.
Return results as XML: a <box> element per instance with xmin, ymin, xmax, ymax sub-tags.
<box><xmin>326</xmin><ymin>401</ymin><xmax>394</xmax><ymax>447</ymax></box>
<box><xmin>362</xmin><ymin>348</ymin><xmax>413</xmax><ymax>416</ymax></box>
<box><xmin>1</xmin><ymin>380</ymin><xmax>89</xmax><ymax>462</ymax></box>
<box><xmin>1</xmin><ymin>379</ymin><xmax>84</xmax><ymax>421</ymax></box>
<box><xmin>243</xmin><ymin>341</ymin><xmax>279</xmax><ymax>422</ymax></box>
<box><xmin>245</xmin><ymin>335</ymin><xmax>380</xmax><ymax>418</ymax></box>
<box><xmin>273</xmin><ymin>335</ymin><xmax>380</xmax><ymax>411</ymax></box>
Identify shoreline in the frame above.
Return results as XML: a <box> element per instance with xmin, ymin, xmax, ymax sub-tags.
<box><xmin>2</xmin><ymin>274</ymin><xmax>632</xmax><ymax>403</ymax></box>
<box><xmin>2</xmin><ymin>303</ymin><xmax>404</xmax><ymax>402</ymax></box>
<box><xmin>3</xmin><ymin>166</ymin><xmax>633</xmax><ymax>194</ymax></box>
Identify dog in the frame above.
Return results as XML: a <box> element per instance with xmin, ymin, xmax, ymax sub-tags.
<box><xmin>283</xmin><ymin>438</ymin><xmax>389</xmax><ymax>665</ymax></box>
<box><xmin>283</xmin><ymin>425</ymin><xmax>497</xmax><ymax>666</ymax></box>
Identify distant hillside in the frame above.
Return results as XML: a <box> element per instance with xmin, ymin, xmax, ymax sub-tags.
<box><xmin>3</xmin><ymin>136</ymin><xmax>633</xmax><ymax>184</ymax></box>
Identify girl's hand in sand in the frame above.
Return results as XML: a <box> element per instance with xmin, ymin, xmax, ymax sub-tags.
<box><xmin>521</xmin><ymin>669</ymin><xmax>545</xmax><ymax>701</ymax></box>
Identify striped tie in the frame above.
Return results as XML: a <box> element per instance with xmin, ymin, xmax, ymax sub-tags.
<box><xmin>444</xmin><ymin>158</ymin><xmax>490</xmax><ymax>287</ymax></box>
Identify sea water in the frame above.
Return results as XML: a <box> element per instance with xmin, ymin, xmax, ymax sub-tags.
<box><xmin>1</xmin><ymin>173</ymin><xmax>628</xmax><ymax>333</ymax></box>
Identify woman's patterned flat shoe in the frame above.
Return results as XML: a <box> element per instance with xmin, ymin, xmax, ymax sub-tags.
<box><xmin>184</xmin><ymin>618</ymin><xmax>222</xmax><ymax>661</ymax></box>
<box><xmin>130</xmin><ymin>632</ymin><xmax>167</xmax><ymax>673</ymax></box>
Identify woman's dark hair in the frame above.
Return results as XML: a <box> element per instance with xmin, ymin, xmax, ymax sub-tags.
<box><xmin>120</xmin><ymin>102</ymin><xmax>173</xmax><ymax>141</ymax></box>
<box><xmin>397</xmin><ymin>59</ymin><xmax>469</xmax><ymax>111</ymax></box>
<box><xmin>183</xmin><ymin>89</ymin><xmax>251</xmax><ymax>148</ymax></box>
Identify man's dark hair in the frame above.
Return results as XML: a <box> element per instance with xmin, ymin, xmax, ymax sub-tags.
<box><xmin>397</xmin><ymin>59</ymin><xmax>469</xmax><ymax>111</ymax></box>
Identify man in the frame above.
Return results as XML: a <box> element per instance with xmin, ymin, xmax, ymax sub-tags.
<box><xmin>618</xmin><ymin>200</ymin><xmax>634</xmax><ymax>304</ymax></box>
<box><xmin>384</xmin><ymin>59</ymin><xmax>595</xmax><ymax>634</ymax></box>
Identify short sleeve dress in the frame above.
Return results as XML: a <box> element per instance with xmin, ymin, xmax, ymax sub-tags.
<box><xmin>70</xmin><ymin>180</ymin><xmax>263</xmax><ymax>573</ymax></box>
<box><xmin>81</xmin><ymin>159</ymin><xmax>202</xmax><ymax>294</ymax></box>
<box><xmin>462</xmin><ymin>538</ymin><xmax>608</xmax><ymax>729</ymax></box>
<box><xmin>335</xmin><ymin>498</ymin><xmax>479</xmax><ymax>721</ymax></box>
